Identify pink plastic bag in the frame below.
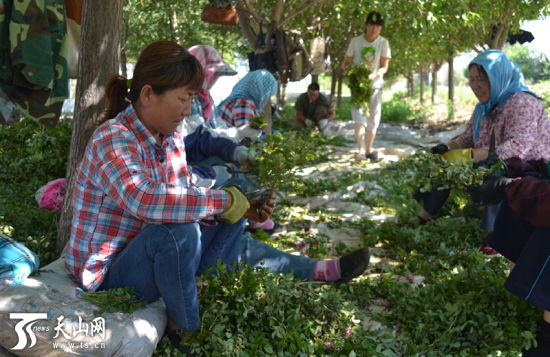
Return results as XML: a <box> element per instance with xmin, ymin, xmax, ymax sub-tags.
<box><xmin>35</xmin><ymin>178</ymin><xmax>66</xmax><ymax>212</ymax></box>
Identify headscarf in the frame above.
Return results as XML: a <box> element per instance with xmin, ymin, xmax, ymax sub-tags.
<box><xmin>188</xmin><ymin>45</ymin><xmax>237</xmax><ymax>121</ymax></box>
<box><xmin>469</xmin><ymin>49</ymin><xmax>537</xmax><ymax>142</ymax></box>
<box><xmin>217</xmin><ymin>69</ymin><xmax>277</xmax><ymax>114</ymax></box>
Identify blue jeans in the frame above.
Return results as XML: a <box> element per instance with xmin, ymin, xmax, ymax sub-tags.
<box><xmin>98</xmin><ymin>220</ymin><xmax>245</xmax><ymax>331</ymax></box>
<box><xmin>222</xmin><ymin>234</ymin><xmax>317</xmax><ymax>280</ymax></box>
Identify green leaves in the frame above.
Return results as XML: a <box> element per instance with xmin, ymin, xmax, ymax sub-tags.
<box><xmin>410</xmin><ymin>151</ymin><xmax>501</xmax><ymax>193</ymax></box>
<box><xmin>347</xmin><ymin>64</ymin><xmax>374</xmax><ymax>112</ymax></box>
<box><xmin>80</xmin><ymin>287</ymin><xmax>147</xmax><ymax>314</ymax></box>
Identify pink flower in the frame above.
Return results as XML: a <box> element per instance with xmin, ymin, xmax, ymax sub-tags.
<box><xmin>328</xmin><ymin>243</ymin><xmax>335</xmax><ymax>249</ymax></box>
<box><xmin>460</xmin><ymin>250</ymin><xmax>467</xmax><ymax>254</ymax></box>
<box><xmin>427</xmin><ymin>258</ymin><xmax>434</xmax><ymax>263</ymax></box>
<box><xmin>326</xmin><ymin>341</ymin><xmax>332</xmax><ymax>349</ymax></box>
<box><xmin>407</xmin><ymin>274</ymin><xmax>414</xmax><ymax>282</ymax></box>
<box><xmin>296</xmin><ymin>240</ymin><xmax>306</xmax><ymax>248</ymax></box>
<box><xmin>346</xmin><ymin>329</ymin><xmax>353</xmax><ymax>336</ymax></box>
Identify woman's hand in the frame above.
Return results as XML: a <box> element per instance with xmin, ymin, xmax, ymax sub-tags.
<box><xmin>244</xmin><ymin>192</ymin><xmax>277</xmax><ymax>222</ymax></box>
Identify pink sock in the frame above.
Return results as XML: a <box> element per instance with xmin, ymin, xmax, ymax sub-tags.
<box><xmin>250</xmin><ymin>219</ymin><xmax>275</xmax><ymax>230</ymax></box>
<box><xmin>312</xmin><ymin>259</ymin><xmax>341</xmax><ymax>281</ymax></box>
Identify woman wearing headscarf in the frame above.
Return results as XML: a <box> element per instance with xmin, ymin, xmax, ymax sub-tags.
<box><xmin>216</xmin><ymin>69</ymin><xmax>278</xmax><ymax>134</ymax></box>
<box><xmin>410</xmin><ymin>50</ymin><xmax>550</xmax><ymax>235</ymax></box>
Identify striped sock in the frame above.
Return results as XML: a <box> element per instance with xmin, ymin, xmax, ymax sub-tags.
<box><xmin>312</xmin><ymin>259</ymin><xmax>341</xmax><ymax>281</ymax></box>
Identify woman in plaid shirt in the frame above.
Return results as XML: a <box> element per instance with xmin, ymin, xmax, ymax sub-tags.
<box><xmin>65</xmin><ymin>40</ymin><xmax>275</xmax><ymax>352</ymax></box>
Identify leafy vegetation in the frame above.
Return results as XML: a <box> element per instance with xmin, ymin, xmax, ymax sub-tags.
<box><xmin>0</xmin><ymin>119</ymin><xmax>71</xmax><ymax>265</ymax></box>
<box><xmin>80</xmin><ymin>287</ymin><xmax>147</xmax><ymax>314</ymax></box>
<box><xmin>347</xmin><ymin>63</ymin><xmax>374</xmax><ymax>113</ymax></box>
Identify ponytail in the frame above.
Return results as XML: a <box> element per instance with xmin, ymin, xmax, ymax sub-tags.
<box><xmin>99</xmin><ymin>75</ymin><xmax>131</xmax><ymax>125</ymax></box>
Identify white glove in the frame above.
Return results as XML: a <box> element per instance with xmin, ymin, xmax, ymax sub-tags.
<box><xmin>233</xmin><ymin>146</ymin><xmax>256</xmax><ymax>168</ymax></box>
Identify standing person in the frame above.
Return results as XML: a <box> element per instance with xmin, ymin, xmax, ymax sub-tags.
<box><xmin>64</xmin><ymin>40</ymin><xmax>275</xmax><ymax>353</ymax></box>
<box><xmin>293</xmin><ymin>82</ymin><xmax>335</xmax><ymax>131</ymax></box>
<box><xmin>216</xmin><ymin>69</ymin><xmax>277</xmax><ymax>136</ymax></box>
<box><xmin>470</xmin><ymin>169</ymin><xmax>550</xmax><ymax>356</ymax></box>
<box><xmin>410</xmin><ymin>50</ymin><xmax>550</xmax><ymax>229</ymax></box>
<box><xmin>341</xmin><ymin>11</ymin><xmax>391</xmax><ymax>162</ymax></box>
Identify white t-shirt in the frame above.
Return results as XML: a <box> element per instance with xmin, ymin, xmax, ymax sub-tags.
<box><xmin>345</xmin><ymin>35</ymin><xmax>391</xmax><ymax>89</ymax></box>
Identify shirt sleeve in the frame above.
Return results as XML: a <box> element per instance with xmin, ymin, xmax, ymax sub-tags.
<box><xmin>381</xmin><ymin>39</ymin><xmax>391</xmax><ymax>59</ymax></box>
<box><xmin>91</xmin><ymin>131</ymin><xmax>228</xmax><ymax>223</ymax></box>
<box><xmin>295</xmin><ymin>94</ymin><xmax>307</xmax><ymax>112</ymax></box>
<box><xmin>345</xmin><ymin>38</ymin><xmax>355</xmax><ymax>58</ymax></box>
<box><xmin>506</xmin><ymin>176</ymin><xmax>550</xmax><ymax>227</ymax></box>
<box><xmin>450</xmin><ymin>117</ymin><xmax>475</xmax><ymax>148</ymax></box>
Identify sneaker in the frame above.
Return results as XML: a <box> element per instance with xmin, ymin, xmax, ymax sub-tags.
<box><xmin>523</xmin><ymin>320</ymin><xmax>550</xmax><ymax>356</ymax></box>
<box><xmin>338</xmin><ymin>247</ymin><xmax>370</xmax><ymax>282</ymax></box>
<box><xmin>355</xmin><ymin>153</ymin><xmax>367</xmax><ymax>161</ymax></box>
<box><xmin>365</xmin><ymin>152</ymin><xmax>380</xmax><ymax>162</ymax></box>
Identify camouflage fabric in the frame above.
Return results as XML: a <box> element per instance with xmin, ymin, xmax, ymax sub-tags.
<box><xmin>0</xmin><ymin>0</ymin><xmax>69</xmax><ymax>127</ymax></box>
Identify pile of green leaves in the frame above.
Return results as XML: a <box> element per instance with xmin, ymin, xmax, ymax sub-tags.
<box><xmin>80</xmin><ymin>287</ymin><xmax>147</xmax><ymax>314</ymax></box>
<box><xmin>181</xmin><ymin>263</ymin><xmax>359</xmax><ymax>356</ymax></box>
<box><xmin>409</xmin><ymin>151</ymin><xmax>503</xmax><ymax>193</ymax></box>
<box><xmin>347</xmin><ymin>63</ymin><xmax>373</xmax><ymax>112</ymax></box>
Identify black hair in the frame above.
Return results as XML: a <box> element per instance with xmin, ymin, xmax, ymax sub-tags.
<box><xmin>366</xmin><ymin>12</ymin><xmax>384</xmax><ymax>26</ymax></box>
<box><xmin>308</xmin><ymin>83</ymin><xmax>320</xmax><ymax>91</ymax></box>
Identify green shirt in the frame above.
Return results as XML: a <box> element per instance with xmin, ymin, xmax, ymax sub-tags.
<box><xmin>295</xmin><ymin>92</ymin><xmax>331</xmax><ymax>120</ymax></box>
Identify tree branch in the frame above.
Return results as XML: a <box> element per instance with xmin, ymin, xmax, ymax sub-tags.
<box><xmin>279</xmin><ymin>0</ymin><xmax>324</xmax><ymax>28</ymax></box>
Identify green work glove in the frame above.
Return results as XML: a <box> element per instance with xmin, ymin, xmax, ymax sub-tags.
<box><xmin>443</xmin><ymin>148</ymin><xmax>472</xmax><ymax>163</ymax></box>
<box><xmin>220</xmin><ymin>186</ymin><xmax>249</xmax><ymax>224</ymax></box>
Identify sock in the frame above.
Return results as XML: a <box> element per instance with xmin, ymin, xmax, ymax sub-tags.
<box><xmin>312</xmin><ymin>259</ymin><xmax>341</xmax><ymax>281</ymax></box>
<box><xmin>249</xmin><ymin>219</ymin><xmax>275</xmax><ymax>230</ymax></box>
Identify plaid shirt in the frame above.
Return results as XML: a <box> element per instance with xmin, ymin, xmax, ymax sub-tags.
<box><xmin>66</xmin><ymin>105</ymin><xmax>228</xmax><ymax>291</ymax></box>
<box><xmin>216</xmin><ymin>97</ymin><xmax>257</xmax><ymax>128</ymax></box>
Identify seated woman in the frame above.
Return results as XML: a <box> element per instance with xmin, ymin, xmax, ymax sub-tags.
<box><xmin>412</xmin><ymin>50</ymin><xmax>550</xmax><ymax>232</ymax></box>
<box><xmin>64</xmin><ymin>40</ymin><xmax>275</xmax><ymax>353</ymax></box>
<box><xmin>182</xmin><ymin>45</ymin><xmax>370</xmax><ymax>283</ymax></box>
<box><xmin>216</xmin><ymin>69</ymin><xmax>278</xmax><ymax>138</ymax></box>
<box><xmin>471</xmin><ymin>165</ymin><xmax>550</xmax><ymax>356</ymax></box>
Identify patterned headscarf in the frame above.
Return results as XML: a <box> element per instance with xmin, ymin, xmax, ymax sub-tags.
<box><xmin>217</xmin><ymin>69</ymin><xmax>277</xmax><ymax>113</ymax></box>
<box><xmin>188</xmin><ymin>45</ymin><xmax>237</xmax><ymax>120</ymax></box>
<box><xmin>469</xmin><ymin>49</ymin><xmax>537</xmax><ymax>142</ymax></box>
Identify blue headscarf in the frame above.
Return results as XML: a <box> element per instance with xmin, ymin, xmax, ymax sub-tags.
<box><xmin>469</xmin><ymin>50</ymin><xmax>537</xmax><ymax>142</ymax></box>
<box><xmin>217</xmin><ymin>69</ymin><xmax>277</xmax><ymax>114</ymax></box>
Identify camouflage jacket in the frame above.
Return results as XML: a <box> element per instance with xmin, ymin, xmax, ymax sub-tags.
<box><xmin>0</xmin><ymin>0</ymin><xmax>69</xmax><ymax>126</ymax></box>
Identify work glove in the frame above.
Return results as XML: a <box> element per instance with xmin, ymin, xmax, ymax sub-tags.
<box><xmin>220</xmin><ymin>186</ymin><xmax>249</xmax><ymax>224</ymax></box>
<box><xmin>469</xmin><ymin>175</ymin><xmax>515</xmax><ymax>205</ymax></box>
<box><xmin>233</xmin><ymin>146</ymin><xmax>256</xmax><ymax>169</ymax></box>
<box><xmin>443</xmin><ymin>148</ymin><xmax>472</xmax><ymax>163</ymax></box>
<box><xmin>474</xmin><ymin>158</ymin><xmax>509</xmax><ymax>178</ymax></box>
<box><xmin>243</xmin><ymin>191</ymin><xmax>277</xmax><ymax>223</ymax></box>
<box><xmin>430</xmin><ymin>143</ymin><xmax>449</xmax><ymax>155</ymax></box>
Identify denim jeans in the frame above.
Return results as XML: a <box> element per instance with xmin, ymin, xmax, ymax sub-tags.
<box><xmin>98</xmin><ymin>219</ymin><xmax>245</xmax><ymax>331</ymax></box>
<box><xmin>225</xmin><ymin>234</ymin><xmax>317</xmax><ymax>280</ymax></box>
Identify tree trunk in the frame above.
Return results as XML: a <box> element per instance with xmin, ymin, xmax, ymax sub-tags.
<box><xmin>330</xmin><ymin>68</ymin><xmax>337</xmax><ymax>103</ymax></box>
<box><xmin>431</xmin><ymin>64</ymin><xmax>439</xmax><ymax>104</ymax></box>
<box><xmin>311</xmin><ymin>74</ymin><xmax>319</xmax><ymax>84</ymax></box>
<box><xmin>337</xmin><ymin>72</ymin><xmax>343</xmax><ymax>108</ymax></box>
<box><xmin>406</xmin><ymin>73</ymin><xmax>414</xmax><ymax>97</ymax></box>
<box><xmin>447</xmin><ymin>54</ymin><xmax>455</xmax><ymax>120</ymax></box>
<box><xmin>419</xmin><ymin>68</ymin><xmax>424</xmax><ymax>104</ymax></box>
<box><xmin>120</xmin><ymin>16</ymin><xmax>128</xmax><ymax>77</ymax></box>
<box><xmin>57</xmin><ymin>0</ymin><xmax>123</xmax><ymax>253</ymax></box>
